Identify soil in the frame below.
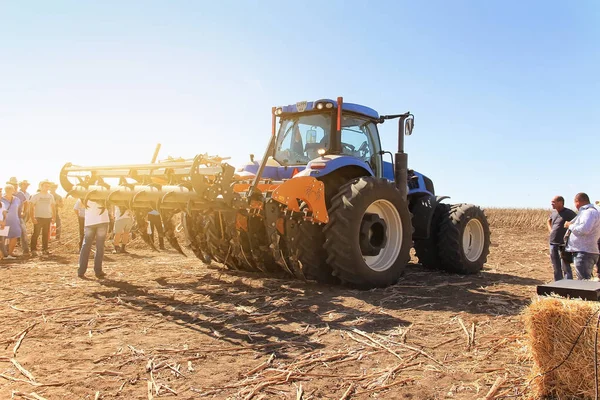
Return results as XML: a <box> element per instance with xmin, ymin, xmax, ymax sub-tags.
<box><xmin>0</xmin><ymin>210</ymin><xmax>551</xmax><ymax>399</ymax></box>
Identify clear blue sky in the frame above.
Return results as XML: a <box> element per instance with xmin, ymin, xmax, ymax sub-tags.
<box><xmin>1</xmin><ymin>0</ymin><xmax>598</xmax><ymax>207</ymax></box>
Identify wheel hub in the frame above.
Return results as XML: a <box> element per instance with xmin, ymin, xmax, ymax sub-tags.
<box><xmin>360</xmin><ymin>213</ymin><xmax>388</xmax><ymax>256</ymax></box>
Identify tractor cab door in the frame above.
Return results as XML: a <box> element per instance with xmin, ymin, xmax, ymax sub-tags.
<box><xmin>340</xmin><ymin>117</ymin><xmax>382</xmax><ymax>177</ymax></box>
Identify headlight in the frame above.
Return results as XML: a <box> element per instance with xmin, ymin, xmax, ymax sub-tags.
<box><xmin>316</xmin><ymin>103</ymin><xmax>324</xmax><ymax>110</ymax></box>
<box><xmin>325</xmin><ymin>102</ymin><xmax>333</xmax><ymax>109</ymax></box>
<box><xmin>275</xmin><ymin>108</ymin><xmax>283</xmax><ymax>115</ymax></box>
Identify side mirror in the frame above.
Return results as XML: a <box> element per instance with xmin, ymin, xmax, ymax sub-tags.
<box><xmin>306</xmin><ymin>129</ymin><xmax>317</xmax><ymax>144</ymax></box>
<box><xmin>405</xmin><ymin>117</ymin><xmax>414</xmax><ymax>136</ymax></box>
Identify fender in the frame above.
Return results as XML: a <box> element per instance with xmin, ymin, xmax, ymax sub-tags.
<box><xmin>294</xmin><ymin>154</ymin><xmax>374</xmax><ymax>178</ymax></box>
<box><xmin>410</xmin><ymin>195</ymin><xmax>450</xmax><ymax>240</ymax></box>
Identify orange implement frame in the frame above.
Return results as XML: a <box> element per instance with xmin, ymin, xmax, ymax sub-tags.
<box><xmin>271</xmin><ymin>177</ymin><xmax>328</xmax><ymax>224</ymax></box>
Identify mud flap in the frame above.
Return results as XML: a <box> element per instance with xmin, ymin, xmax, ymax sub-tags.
<box><xmin>411</xmin><ymin>195</ymin><xmax>450</xmax><ymax>240</ymax></box>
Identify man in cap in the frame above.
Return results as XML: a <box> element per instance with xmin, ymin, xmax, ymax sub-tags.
<box><xmin>14</xmin><ymin>179</ymin><xmax>31</xmax><ymax>255</ymax></box>
<box><xmin>29</xmin><ymin>179</ymin><xmax>56</xmax><ymax>256</ymax></box>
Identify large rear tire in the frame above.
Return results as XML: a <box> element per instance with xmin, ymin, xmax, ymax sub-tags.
<box><xmin>437</xmin><ymin>203</ymin><xmax>490</xmax><ymax>274</ymax></box>
<box><xmin>323</xmin><ymin>177</ymin><xmax>412</xmax><ymax>288</ymax></box>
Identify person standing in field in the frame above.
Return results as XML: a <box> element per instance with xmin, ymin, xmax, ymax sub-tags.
<box><xmin>73</xmin><ymin>198</ymin><xmax>86</xmax><ymax>250</ymax></box>
<box><xmin>148</xmin><ymin>210</ymin><xmax>165</xmax><ymax>250</ymax></box>
<box><xmin>547</xmin><ymin>196</ymin><xmax>577</xmax><ymax>280</ymax></box>
<box><xmin>565</xmin><ymin>193</ymin><xmax>600</xmax><ymax>280</ymax></box>
<box><xmin>15</xmin><ymin>179</ymin><xmax>31</xmax><ymax>255</ymax></box>
<box><xmin>49</xmin><ymin>183</ymin><xmax>63</xmax><ymax>241</ymax></box>
<box><xmin>29</xmin><ymin>179</ymin><xmax>56</xmax><ymax>256</ymax></box>
<box><xmin>78</xmin><ymin>200</ymin><xmax>109</xmax><ymax>279</ymax></box>
<box><xmin>1</xmin><ymin>185</ymin><xmax>23</xmax><ymax>259</ymax></box>
<box><xmin>112</xmin><ymin>206</ymin><xmax>133</xmax><ymax>253</ymax></box>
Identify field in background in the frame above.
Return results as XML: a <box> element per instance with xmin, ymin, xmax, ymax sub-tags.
<box><xmin>0</xmin><ymin>207</ymin><xmax>553</xmax><ymax>399</ymax></box>
<box><xmin>485</xmin><ymin>208</ymin><xmax>549</xmax><ymax>230</ymax></box>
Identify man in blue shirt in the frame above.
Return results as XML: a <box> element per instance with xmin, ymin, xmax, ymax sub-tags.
<box><xmin>565</xmin><ymin>193</ymin><xmax>600</xmax><ymax>280</ymax></box>
<box><xmin>547</xmin><ymin>196</ymin><xmax>577</xmax><ymax>280</ymax></box>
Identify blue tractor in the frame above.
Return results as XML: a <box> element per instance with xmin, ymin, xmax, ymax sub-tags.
<box><xmin>215</xmin><ymin>96</ymin><xmax>491</xmax><ymax>287</ymax></box>
<box><xmin>60</xmin><ymin>96</ymin><xmax>491</xmax><ymax>289</ymax></box>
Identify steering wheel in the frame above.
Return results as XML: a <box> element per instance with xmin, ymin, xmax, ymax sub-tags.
<box><xmin>341</xmin><ymin>142</ymin><xmax>356</xmax><ymax>154</ymax></box>
<box><xmin>358</xmin><ymin>141</ymin><xmax>369</xmax><ymax>158</ymax></box>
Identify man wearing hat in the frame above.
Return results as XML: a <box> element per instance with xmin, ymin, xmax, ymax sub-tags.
<box><xmin>14</xmin><ymin>179</ymin><xmax>31</xmax><ymax>255</ymax></box>
<box><xmin>29</xmin><ymin>179</ymin><xmax>56</xmax><ymax>256</ymax></box>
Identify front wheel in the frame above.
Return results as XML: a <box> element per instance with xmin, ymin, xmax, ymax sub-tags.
<box><xmin>437</xmin><ymin>203</ymin><xmax>491</xmax><ymax>274</ymax></box>
<box><xmin>323</xmin><ymin>177</ymin><xmax>412</xmax><ymax>289</ymax></box>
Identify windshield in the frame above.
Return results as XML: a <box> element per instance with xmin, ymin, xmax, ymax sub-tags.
<box><xmin>274</xmin><ymin>113</ymin><xmax>332</xmax><ymax>164</ymax></box>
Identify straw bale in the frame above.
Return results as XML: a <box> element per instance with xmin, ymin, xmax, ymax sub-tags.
<box><xmin>524</xmin><ymin>296</ymin><xmax>600</xmax><ymax>399</ymax></box>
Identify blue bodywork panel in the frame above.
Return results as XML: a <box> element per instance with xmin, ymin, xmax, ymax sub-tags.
<box><xmin>381</xmin><ymin>161</ymin><xmax>433</xmax><ymax>197</ymax></box>
<box><xmin>279</xmin><ymin>99</ymin><xmax>379</xmax><ymax>120</ymax></box>
<box><xmin>407</xmin><ymin>171</ymin><xmax>433</xmax><ymax>197</ymax></box>
<box><xmin>294</xmin><ymin>155</ymin><xmax>374</xmax><ymax>178</ymax></box>
<box><xmin>241</xmin><ymin>158</ymin><xmax>432</xmax><ymax>196</ymax></box>
<box><xmin>240</xmin><ymin>162</ymin><xmax>306</xmax><ymax>180</ymax></box>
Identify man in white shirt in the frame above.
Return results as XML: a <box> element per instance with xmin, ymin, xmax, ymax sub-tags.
<box><xmin>29</xmin><ymin>179</ymin><xmax>56</xmax><ymax>256</ymax></box>
<box><xmin>565</xmin><ymin>193</ymin><xmax>600</xmax><ymax>280</ymax></box>
<box><xmin>78</xmin><ymin>200</ymin><xmax>110</xmax><ymax>279</ymax></box>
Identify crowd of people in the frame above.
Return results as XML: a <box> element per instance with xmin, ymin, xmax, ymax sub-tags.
<box><xmin>547</xmin><ymin>193</ymin><xmax>600</xmax><ymax>281</ymax></box>
<box><xmin>0</xmin><ymin>177</ymin><xmax>58</xmax><ymax>259</ymax></box>
<box><xmin>1</xmin><ymin>177</ymin><xmax>167</xmax><ymax>279</ymax></box>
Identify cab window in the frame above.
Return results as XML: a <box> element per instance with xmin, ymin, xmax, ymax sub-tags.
<box><xmin>340</xmin><ymin>116</ymin><xmax>374</xmax><ymax>162</ymax></box>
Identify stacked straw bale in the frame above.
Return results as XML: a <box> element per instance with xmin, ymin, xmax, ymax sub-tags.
<box><xmin>525</xmin><ymin>296</ymin><xmax>600</xmax><ymax>399</ymax></box>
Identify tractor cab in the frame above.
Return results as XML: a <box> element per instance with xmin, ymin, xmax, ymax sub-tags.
<box><xmin>243</xmin><ymin>99</ymin><xmax>385</xmax><ymax>180</ymax></box>
<box><xmin>273</xmin><ymin>99</ymin><xmax>382</xmax><ymax>174</ymax></box>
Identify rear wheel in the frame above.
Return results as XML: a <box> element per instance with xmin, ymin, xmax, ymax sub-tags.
<box><xmin>324</xmin><ymin>177</ymin><xmax>412</xmax><ymax>288</ymax></box>
<box><xmin>437</xmin><ymin>204</ymin><xmax>490</xmax><ymax>274</ymax></box>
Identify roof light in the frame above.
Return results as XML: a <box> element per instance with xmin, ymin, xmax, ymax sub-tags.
<box><xmin>317</xmin><ymin>148</ymin><xmax>326</xmax><ymax>156</ymax></box>
<box><xmin>325</xmin><ymin>102</ymin><xmax>333</xmax><ymax>109</ymax></box>
<box><xmin>316</xmin><ymin>102</ymin><xmax>324</xmax><ymax>110</ymax></box>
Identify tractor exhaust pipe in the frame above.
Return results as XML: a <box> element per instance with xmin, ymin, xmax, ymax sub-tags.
<box><xmin>394</xmin><ymin>113</ymin><xmax>414</xmax><ymax>199</ymax></box>
<box><xmin>379</xmin><ymin>112</ymin><xmax>413</xmax><ymax>199</ymax></box>
<box><xmin>395</xmin><ymin>115</ymin><xmax>408</xmax><ymax>198</ymax></box>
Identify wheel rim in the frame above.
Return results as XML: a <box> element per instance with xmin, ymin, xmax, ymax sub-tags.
<box><xmin>362</xmin><ymin>199</ymin><xmax>402</xmax><ymax>272</ymax></box>
<box><xmin>463</xmin><ymin>218</ymin><xmax>485</xmax><ymax>262</ymax></box>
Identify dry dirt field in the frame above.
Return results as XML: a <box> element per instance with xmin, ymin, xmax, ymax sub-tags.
<box><xmin>0</xmin><ymin>207</ymin><xmax>554</xmax><ymax>399</ymax></box>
